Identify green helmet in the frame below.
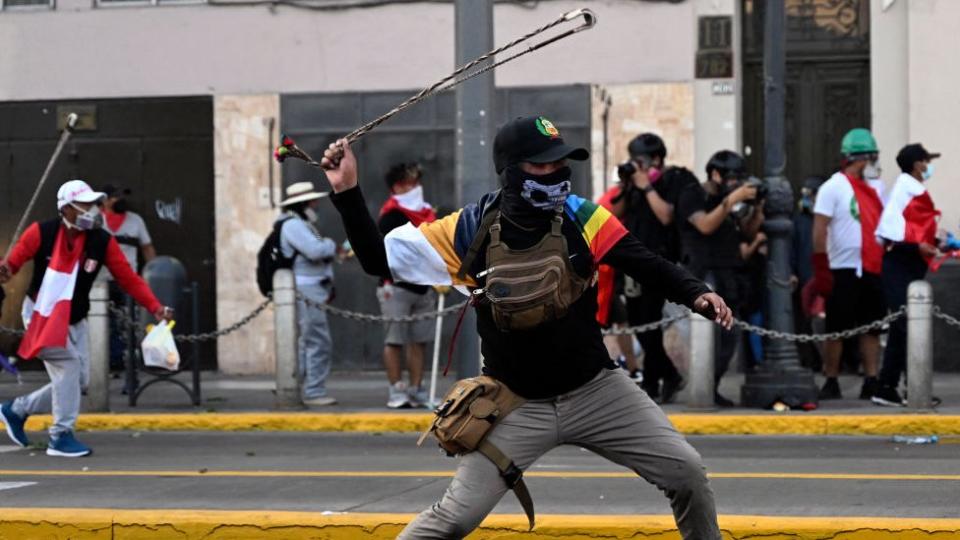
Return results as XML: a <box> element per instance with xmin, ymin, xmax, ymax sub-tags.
<box><xmin>841</xmin><ymin>128</ymin><xmax>878</xmax><ymax>156</ymax></box>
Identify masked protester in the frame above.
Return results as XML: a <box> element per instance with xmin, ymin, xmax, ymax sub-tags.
<box><xmin>791</xmin><ymin>176</ymin><xmax>826</xmax><ymax>371</ymax></box>
<box><xmin>277</xmin><ymin>182</ymin><xmax>338</xmax><ymax>407</ymax></box>
<box><xmin>377</xmin><ymin>162</ymin><xmax>438</xmax><ymax>409</ymax></box>
<box><xmin>675</xmin><ymin>150</ymin><xmax>764</xmax><ymax>407</ymax></box>
<box><xmin>0</xmin><ymin>180</ymin><xmax>173</xmax><ymax>457</ymax></box>
<box><xmin>321</xmin><ymin>116</ymin><xmax>732</xmax><ymax>540</ymax></box>
<box><xmin>872</xmin><ymin>144</ymin><xmax>943</xmax><ymax>406</ymax></box>
<box><xmin>811</xmin><ymin>128</ymin><xmax>886</xmax><ymax>401</ymax></box>
<box><xmin>97</xmin><ymin>184</ymin><xmax>156</xmax><ymax>377</ymax></box>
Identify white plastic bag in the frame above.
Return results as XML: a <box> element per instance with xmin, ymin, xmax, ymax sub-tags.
<box><xmin>141</xmin><ymin>321</ymin><xmax>180</xmax><ymax>371</ymax></box>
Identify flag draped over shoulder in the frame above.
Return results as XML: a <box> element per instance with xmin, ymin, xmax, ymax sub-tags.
<box><xmin>382</xmin><ymin>192</ymin><xmax>626</xmax><ymax>289</ymax></box>
<box><xmin>846</xmin><ymin>174</ymin><xmax>885</xmax><ymax>275</ymax></box>
<box><xmin>876</xmin><ymin>173</ymin><xmax>940</xmax><ymax>254</ymax></box>
<box><xmin>17</xmin><ymin>228</ymin><xmax>84</xmax><ymax>359</ymax></box>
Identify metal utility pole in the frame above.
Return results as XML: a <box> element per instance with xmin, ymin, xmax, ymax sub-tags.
<box><xmin>453</xmin><ymin>0</ymin><xmax>495</xmax><ymax>377</ymax></box>
<box><xmin>741</xmin><ymin>0</ymin><xmax>819</xmax><ymax>408</ymax></box>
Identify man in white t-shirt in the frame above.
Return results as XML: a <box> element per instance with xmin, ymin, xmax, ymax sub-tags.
<box><xmin>99</xmin><ymin>184</ymin><xmax>157</xmax><ymax>372</ymax></box>
<box><xmin>811</xmin><ymin>128</ymin><xmax>886</xmax><ymax>401</ymax></box>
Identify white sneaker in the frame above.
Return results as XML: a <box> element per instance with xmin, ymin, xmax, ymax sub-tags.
<box><xmin>407</xmin><ymin>385</ymin><xmax>430</xmax><ymax>408</ymax></box>
<box><xmin>304</xmin><ymin>396</ymin><xmax>338</xmax><ymax>407</ymax></box>
<box><xmin>387</xmin><ymin>381</ymin><xmax>412</xmax><ymax>409</ymax></box>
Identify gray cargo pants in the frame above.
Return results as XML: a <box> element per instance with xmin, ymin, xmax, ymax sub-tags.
<box><xmin>400</xmin><ymin>367</ymin><xmax>720</xmax><ymax>539</ymax></box>
<box><xmin>11</xmin><ymin>320</ymin><xmax>90</xmax><ymax>437</ymax></box>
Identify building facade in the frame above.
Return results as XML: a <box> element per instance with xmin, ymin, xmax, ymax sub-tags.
<box><xmin>4</xmin><ymin>0</ymin><xmax>955</xmax><ymax>373</ymax></box>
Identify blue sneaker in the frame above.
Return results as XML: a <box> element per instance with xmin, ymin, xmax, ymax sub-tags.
<box><xmin>0</xmin><ymin>401</ymin><xmax>29</xmax><ymax>447</ymax></box>
<box><xmin>46</xmin><ymin>431</ymin><xmax>92</xmax><ymax>457</ymax></box>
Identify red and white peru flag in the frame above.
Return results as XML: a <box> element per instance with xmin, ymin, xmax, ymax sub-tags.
<box><xmin>17</xmin><ymin>229</ymin><xmax>85</xmax><ymax>359</ymax></box>
<box><xmin>876</xmin><ymin>172</ymin><xmax>940</xmax><ymax>251</ymax></box>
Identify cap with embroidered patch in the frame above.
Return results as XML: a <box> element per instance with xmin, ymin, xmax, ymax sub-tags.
<box><xmin>493</xmin><ymin>116</ymin><xmax>589</xmax><ymax>174</ymax></box>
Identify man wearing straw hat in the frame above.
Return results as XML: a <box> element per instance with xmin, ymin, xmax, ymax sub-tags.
<box><xmin>277</xmin><ymin>182</ymin><xmax>338</xmax><ymax>407</ymax></box>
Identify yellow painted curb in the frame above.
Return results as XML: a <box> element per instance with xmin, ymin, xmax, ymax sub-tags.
<box><xmin>8</xmin><ymin>412</ymin><xmax>960</xmax><ymax>436</ymax></box>
<box><xmin>1</xmin><ymin>509</ymin><xmax>959</xmax><ymax>539</ymax></box>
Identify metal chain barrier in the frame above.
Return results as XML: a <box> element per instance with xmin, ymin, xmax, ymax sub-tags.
<box><xmin>933</xmin><ymin>306</ymin><xmax>960</xmax><ymax>331</ymax></box>
<box><xmin>733</xmin><ymin>306</ymin><xmax>906</xmax><ymax>343</ymax></box>
<box><xmin>15</xmin><ymin>299</ymin><xmax>960</xmax><ymax>346</ymax></box>
<box><xmin>297</xmin><ymin>291</ymin><xmax>467</xmax><ymax>323</ymax></box>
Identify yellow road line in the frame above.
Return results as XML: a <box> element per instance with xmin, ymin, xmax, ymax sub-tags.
<box><xmin>2</xmin><ymin>508</ymin><xmax>960</xmax><ymax>539</ymax></box>
<box><xmin>3</xmin><ymin>469</ymin><xmax>960</xmax><ymax>481</ymax></box>
<box><xmin>6</xmin><ymin>412</ymin><xmax>960</xmax><ymax>435</ymax></box>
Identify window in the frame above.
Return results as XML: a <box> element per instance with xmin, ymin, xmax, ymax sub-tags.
<box><xmin>1</xmin><ymin>0</ymin><xmax>54</xmax><ymax>9</ymax></box>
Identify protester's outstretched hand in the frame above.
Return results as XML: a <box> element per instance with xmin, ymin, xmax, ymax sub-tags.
<box><xmin>694</xmin><ymin>292</ymin><xmax>733</xmax><ymax>330</ymax></box>
<box><xmin>320</xmin><ymin>139</ymin><xmax>358</xmax><ymax>193</ymax></box>
<box><xmin>154</xmin><ymin>306</ymin><xmax>175</xmax><ymax>322</ymax></box>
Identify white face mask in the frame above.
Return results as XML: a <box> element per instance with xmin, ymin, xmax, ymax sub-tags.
<box><xmin>394</xmin><ymin>184</ymin><xmax>426</xmax><ymax>211</ymax></box>
<box><xmin>304</xmin><ymin>207</ymin><xmax>319</xmax><ymax>223</ymax></box>
<box><xmin>863</xmin><ymin>161</ymin><xmax>882</xmax><ymax>180</ymax></box>
<box><xmin>65</xmin><ymin>203</ymin><xmax>103</xmax><ymax>230</ymax></box>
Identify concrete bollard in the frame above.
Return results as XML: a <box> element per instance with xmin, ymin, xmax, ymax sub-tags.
<box><xmin>907</xmin><ymin>280</ymin><xmax>934</xmax><ymax>411</ymax></box>
<box><xmin>687</xmin><ymin>311</ymin><xmax>716</xmax><ymax>410</ymax></box>
<box><xmin>85</xmin><ymin>280</ymin><xmax>110</xmax><ymax>412</ymax></box>
<box><xmin>273</xmin><ymin>269</ymin><xmax>303</xmax><ymax>409</ymax></box>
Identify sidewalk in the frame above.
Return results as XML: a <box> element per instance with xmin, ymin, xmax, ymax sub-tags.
<box><xmin>2</xmin><ymin>369</ymin><xmax>959</xmax><ymax>435</ymax></box>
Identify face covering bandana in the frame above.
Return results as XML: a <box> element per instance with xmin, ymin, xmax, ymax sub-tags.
<box><xmin>504</xmin><ymin>165</ymin><xmax>573</xmax><ymax>211</ymax></box>
<box><xmin>65</xmin><ymin>203</ymin><xmax>103</xmax><ymax>231</ymax></box>
<box><xmin>922</xmin><ymin>163</ymin><xmax>935</xmax><ymax>181</ymax></box>
<box><xmin>112</xmin><ymin>198</ymin><xmax>129</xmax><ymax>214</ymax></box>
<box><xmin>393</xmin><ymin>184</ymin><xmax>426</xmax><ymax>211</ymax></box>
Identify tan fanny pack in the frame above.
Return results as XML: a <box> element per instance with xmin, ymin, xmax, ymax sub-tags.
<box><xmin>418</xmin><ymin>375</ymin><xmax>534</xmax><ymax>529</ymax></box>
<box><xmin>457</xmin><ymin>211</ymin><xmax>590</xmax><ymax>332</ymax></box>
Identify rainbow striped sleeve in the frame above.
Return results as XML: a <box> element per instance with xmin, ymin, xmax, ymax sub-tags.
<box><xmin>565</xmin><ymin>195</ymin><xmax>628</xmax><ymax>262</ymax></box>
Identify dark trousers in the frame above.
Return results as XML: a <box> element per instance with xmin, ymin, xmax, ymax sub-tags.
<box><xmin>880</xmin><ymin>247</ymin><xmax>928</xmax><ymax>388</ymax></box>
<box><xmin>703</xmin><ymin>269</ymin><xmax>740</xmax><ymax>386</ymax></box>
<box><xmin>626</xmin><ymin>292</ymin><xmax>679</xmax><ymax>385</ymax></box>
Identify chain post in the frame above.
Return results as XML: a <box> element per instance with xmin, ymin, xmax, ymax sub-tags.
<box><xmin>907</xmin><ymin>281</ymin><xmax>934</xmax><ymax>411</ymax></box>
<box><xmin>273</xmin><ymin>269</ymin><xmax>303</xmax><ymax>409</ymax></box>
<box><xmin>687</xmin><ymin>311</ymin><xmax>716</xmax><ymax>410</ymax></box>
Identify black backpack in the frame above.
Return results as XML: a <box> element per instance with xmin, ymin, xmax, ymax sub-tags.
<box><xmin>255</xmin><ymin>217</ymin><xmax>296</xmax><ymax>297</ymax></box>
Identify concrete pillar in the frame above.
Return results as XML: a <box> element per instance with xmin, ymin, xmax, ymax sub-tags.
<box><xmin>273</xmin><ymin>269</ymin><xmax>302</xmax><ymax>409</ymax></box>
<box><xmin>85</xmin><ymin>280</ymin><xmax>110</xmax><ymax>412</ymax></box>
<box><xmin>907</xmin><ymin>280</ymin><xmax>933</xmax><ymax>411</ymax></box>
<box><xmin>687</xmin><ymin>311</ymin><xmax>715</xmax><ymax>410</ymax></box>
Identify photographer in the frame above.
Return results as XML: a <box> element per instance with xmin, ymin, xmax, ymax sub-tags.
<box><xmin>608</xmin><ymin>133</ymin><xmax>698</xmax><ymax>403</ymax></box>
<box><xmin>676</xmin><ymin>150</ymin><xmax>763</xmax><ymax>406</ymax></box>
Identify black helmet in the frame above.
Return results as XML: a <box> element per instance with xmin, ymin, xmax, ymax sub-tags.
<box><xmin>627</xmin><ymin>133</ymin><xmax>667</xmax><ymax>161</ymax></box>
<box><xmin>706</xmin><ymin>150</ymin><xmax>746</xmax><ymax>179</ymax></box>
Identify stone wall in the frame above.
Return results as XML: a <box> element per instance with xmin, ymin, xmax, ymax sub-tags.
<box><xmin>213</xmin><ymin>95</ymin><xmax>280</xmax><ymax>374</ymax></box>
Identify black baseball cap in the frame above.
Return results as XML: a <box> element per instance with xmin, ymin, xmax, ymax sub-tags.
<box><xmin>101</xmin><ymin>184</ymin><xmax>131</xmax><ymax>197</ymax></box>
<box><xmin>493</xmin><ymin>116</ymin><xmax>589</xmax><ymax>174</ymax></box>
<box><xmin>896</xmin><ymin>144</ymin><xmax>941</xmax><ymax>173</ymax></box>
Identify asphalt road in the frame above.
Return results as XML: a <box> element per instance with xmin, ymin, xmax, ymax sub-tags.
<box><xmin>1</xmin><ymin>432</ymin><xmax>958</xmax><ymax>518</ymax></box>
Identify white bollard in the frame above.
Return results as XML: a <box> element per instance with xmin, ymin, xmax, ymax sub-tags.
<box><xmin>273</xmin><ymin>269</ymin><xmax>303</xmax><ymax>409</ymax></box>
<box><xmin>906</xmin><ymin>280</ymin><xmax>933</xmax><ymax>411</ymax></box>
<box><xmin>85</xmin><ymin>280</ymin><xmax>110</xmax><ymax>412</ymax></box>
<box><xmin>687</xmin><ymin>311</ymin><xmax>715</xmax><ymax>410</ymax></box>
<box><xmin>427</xmin><ymin>292</ymin><xmax>446</xmax><ymax>410</ymax></box>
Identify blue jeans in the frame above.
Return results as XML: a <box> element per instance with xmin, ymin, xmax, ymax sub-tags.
<box><xmin>297</xmin><ymin>283</ymin><xmax>333</xmax><ymax>399</ymax></box>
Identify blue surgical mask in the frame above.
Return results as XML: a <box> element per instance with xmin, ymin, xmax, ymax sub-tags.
<box><xmin>922</xmin><ymin>163</ymin><xmax>935</xmax><ymax>181</ymax></box>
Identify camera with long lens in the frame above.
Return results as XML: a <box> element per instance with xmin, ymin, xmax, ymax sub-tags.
<box><xmin>616</xmin><ymin>154</ymin><xmax>653</xmax><ymax>181</ymax></box>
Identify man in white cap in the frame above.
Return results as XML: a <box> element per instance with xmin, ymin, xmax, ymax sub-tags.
<box><xmin>278</xmin><ymin>181</ymin><xmax>338</xmax><ymax>406</ymax></box>
<box><xmin>0</xmin><ymin>180</ymin><xmax>173</xmax><ymax>457</ymax></box>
